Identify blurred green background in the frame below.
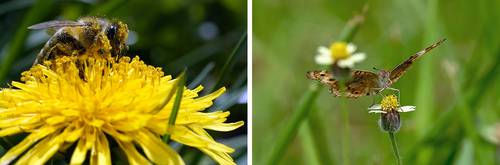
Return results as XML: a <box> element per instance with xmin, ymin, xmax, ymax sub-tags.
<box><xmin>0</xmin><ymin>0</ymin><xmax>247</xmax><ymax>164</ymax></box>
<box><xmin>253</xmin><ymin>0</ymin><xmax>500</xmax><ymax>164</ymax></box>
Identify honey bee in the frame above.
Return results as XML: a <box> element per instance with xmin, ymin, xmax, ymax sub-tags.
<box><xmin>28</xmin><ymin>17</ymin><xmax>129</xmax><ymax>65</ymax></box>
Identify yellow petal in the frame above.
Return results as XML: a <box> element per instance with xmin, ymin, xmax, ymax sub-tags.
<box><xmin>199</xmin><ymin>148</ymin><xmax>236</xmax><ymax>165</ymax></box>
<box><xmin>102</xmin><ymin>126</ymin><xmax>133</xmax><ymax>142</ymax></box>
<box><xmin>46</xmin><ymin>116</ymin><xmax>66</xmax><ymax>125</ymax></box>
<box><xmin>16</xmin><ymin>134</ymin><xmax>63</xmax><ymax>165</ymax></box>
<box><xmin>171</xmin><ymin>126</ymin><xmax>208</xmax><ymax>147</ymax></box>
<box><xmin>70</xmin><ymin>137</ymin><xmax>89</xmax><ymax>165</ymax></box>
<box><xmin>172</xmin><ymin>126</ymin><xmax>233</xmax><ymax>153</ymax></box>
<box><xmin>84</xmin><ymin>128</ymin><xmax>97</xmax><ymax>149</ymax></box>
<box><xmin>116</xmin><ymin>140</ymin><xmax>150</xmax><ymax>165</ymax></box>
<box><xmin>133</xmin><ymin>129</ymin><xmax>184</xmax><ymax>165</ymax></box>
<box><xmin>11</xmin><ymin>82</ymin><xmax>41</xmax><ymax>96</ymax></box>
<box><xmin>89</xmin><ymin>119</ymin><xmax>105</xmax><ymax>128</ymax></box>
<box><xmin>189</xmin><ymin>126</ymin><xmax>234</xmax><ymax>152</ymax></box>
<box><xmin>89</xmin><ymin>131</ymin><xmax>111</xmax><ymax>165</ymax></box>
<box><xmin>193</xmin><ymin>87</ymin><xmax>225</xmax><ymax>104</ymax></box>
<box><xmin>204</xmin><ymin>121</ymin><xmax>244</xmax><ymax>132</ymax></box>
<box><xmin>0</xmin><ymin>116</ymin><xmax>40</xmax><ymax>128</ymax></box>
<box><xmin>0</xmin><ymin>126</ymin><xmax>58</xmax><ymax>164</ymax></box>
<box><xmin>0</xmin><ymin>126</ymin><xmax>24</xmax><ymax>136</ymax></box>
<box><xmin>65</xmin><ymin>127</ymin><xmax>84</xmax><ymax>142</ymax></box>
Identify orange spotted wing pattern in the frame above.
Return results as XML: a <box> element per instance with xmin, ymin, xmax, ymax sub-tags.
<box><xmin>307</xmin><ymin>39</ymin><xmax>446</xmax><ymax>98</ymax></box>
<box><xmin>389</xmin><ymin>38</ymin><xmax>446</xmax><ymax>84</ymax></box>
<box><xmin>306</xmin><ymin>70</ymin><xmax>380</xmax><ymax>98</ymax></box>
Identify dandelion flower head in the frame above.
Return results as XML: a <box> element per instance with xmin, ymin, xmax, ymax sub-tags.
<box><xmin>0</xmin><ymin>54</ymin><xmax>243</xmax><ymax>164</ymax></box>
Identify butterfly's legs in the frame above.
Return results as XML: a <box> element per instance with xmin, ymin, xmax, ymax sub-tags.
<box><xmin>370</xmin><ymin>95</ymin><xmax>377</xmax><ymax>106</ymax></box>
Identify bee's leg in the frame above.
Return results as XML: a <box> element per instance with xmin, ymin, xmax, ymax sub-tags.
<box><xmin>34</xmin><ymin>30</ymin><xmax>85</xmax><ymax>65</ymax></box>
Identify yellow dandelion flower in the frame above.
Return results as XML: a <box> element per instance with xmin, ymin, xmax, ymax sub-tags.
<box><xmin>0</xmin><ymin>55</ymin><xmax>244</xmax><ymax>165</ymax></box>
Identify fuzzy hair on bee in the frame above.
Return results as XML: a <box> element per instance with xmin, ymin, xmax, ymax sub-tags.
<box><xmin>29</xmin><ymin>17</ymin><xmax>129</xmax><ymax>65</ymax></box>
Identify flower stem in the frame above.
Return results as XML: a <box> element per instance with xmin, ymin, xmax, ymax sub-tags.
<box><xmin>389</xmin><ymin>132</ymin><xmax>402</xmax><ymax>165</ymax></box>
<box><xmin>341</xmin><ymin>99</ymin><xmax>350</xmax><ymax>165</ymax></box>
<box><xmin>265</xmin><ymin>84</ymin><xmax>322</xmax><ymax>165</ymax></box>
<box><xmin>307</xmin><ymin>106</ymin><xmax>334</xmax><ymax>164</ymax></box>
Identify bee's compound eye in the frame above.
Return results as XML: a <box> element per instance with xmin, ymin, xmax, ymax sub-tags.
<box><xmin>107</xmin><ymin>25</ymin><xmax>117</xmax><ymax>40</ymax></box>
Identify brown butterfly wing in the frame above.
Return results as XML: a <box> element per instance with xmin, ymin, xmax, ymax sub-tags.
<box><xmin>344</xmin><ymin>70</ymin><xmax>380</xmax><ymax>98</ymax></box>
<box><xmin>306</xmin><ymin>70</ymin><xmax>380</xmax><ymax>98</ymax></box>
<box><xmin>306</xmin><ymin>70</ymin><xmax>341</xmax><ymax>96</ymax></box>
<box><xmin>389</xmin><ymin>38</ymin><xmax>446</xmax><ymax>84</ymax></box>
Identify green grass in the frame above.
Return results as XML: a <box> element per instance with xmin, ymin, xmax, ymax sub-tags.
<box><xmin>253</xmin><ymin>0</ymin><xmax>500</xmax><ymax>164</ymax></box>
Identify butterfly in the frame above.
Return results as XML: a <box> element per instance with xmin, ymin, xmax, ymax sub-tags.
<box><xmin>306</xmin><ymin>38</ymin><xmax>446</xmax><ymax>98</ymax></box>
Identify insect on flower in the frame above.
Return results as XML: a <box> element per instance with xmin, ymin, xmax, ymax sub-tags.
<box><xmin>28</xmin><ymin>17</ymin><xmax>129</xmax><ymax>65</ymax></box>
<box><xmin>306</xmin><ymin>38</ymin><xmax>446</xmax><ymax>98</ymax></box>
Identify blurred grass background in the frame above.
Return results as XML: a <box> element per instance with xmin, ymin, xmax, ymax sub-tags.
<box><xmin>0</xmin><ymin>0</ymin><xmax>247</xmax><ymax>164</ymax></box>
<box><xmin>253</xmin><ymin>0</ymin><xmax>500</xmax><ymax>164</ymax></box>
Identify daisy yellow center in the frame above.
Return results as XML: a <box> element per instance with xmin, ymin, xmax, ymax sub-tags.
<box><xmin>330</xmin><ymin>42</ymin><xmax>350</xmax><ymax>60</ymax></box>
<box><xmin>381</xmin><ymin>95</ymin><xmax>399</xmax><ymax>111</ymax></box>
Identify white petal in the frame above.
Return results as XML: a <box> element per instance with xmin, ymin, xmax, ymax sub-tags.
<box><xmin>398</xmin><ymin>106</ymin><xmax>416</xmax><ymax>112</ymax></box>
<box><xmin>368</xmin><ymin>110</ymin><xmax>387</xmax><ymax>114</ymax></box>
<box><xmin>337</xmin><ymin>59</ymin><xmax>355</xmax><ymax>68</ymax></box>
<box><xmin>317</xmin><ymin>46</ymin><xmax>330</xmax><ymax>55</ymax></box>
<box><xmin>315</xmin><ymin>53</ymin><xmax>333</xmax><ymax>65</ymax></box>
<box><xmin>350</xmin><ymin>53</ymin><xmax>366</xmax><ymax>62</ymax></box>
<box><xmin>315</xmin><ymin>46</ymin><xmax>333</xmax><ymax>65</ymax></box>
<box><xmin>368</xmin><ymin>104</ymin><xmax>382</xmax><ymax>110</ymax></box>
<box><xmin>347</xmin><ymin>43</ymin><xmax>357</xmax><ymax>54</ymax></box>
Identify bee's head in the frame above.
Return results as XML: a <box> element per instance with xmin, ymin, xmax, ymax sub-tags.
<box><xmin>374</xmin><ymin>67</ymin><xmax>392</xmax><ymax>88</ymax></box>
<box><xmin>106</xmin><ymin>20</ymin><xmax>129</xmax><ymax>56</ymax></box>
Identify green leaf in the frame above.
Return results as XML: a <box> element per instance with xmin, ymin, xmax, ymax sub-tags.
<box><xmin>163</xmin><ymin>69</ymin><xmax>187</xmax><ymax>143</ymax></box>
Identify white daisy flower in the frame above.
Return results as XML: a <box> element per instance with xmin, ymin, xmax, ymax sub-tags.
<box><xmin>368</xmin><ymin>95</ymin><xmax>416</xmax><ymax>114</ymax></box>
<box><xmin>314</xmin><ymin>41</ymin><xmax>366</xmax><ymax>68</ymax></box>
<box><xmin>369</xmin><ymin>95</ymin><xmax>414</xmax><ymax>133</ymax></box>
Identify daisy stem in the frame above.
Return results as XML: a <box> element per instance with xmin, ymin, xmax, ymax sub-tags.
<box><xmin>341</xmin><ymin>99</ymin><xmax>350</xmax><ymax>165</ymax></box>
<box><xmin>163</xmin><ymin>69</ymin><xmax>187</xmax><ymax>143</ymax></box>
<box><xmin>265</xmin><ymin>84</ymin><xmax>322</xmax><ymax>165</ymax></box>
<box><xmin>307</xmin><ymin>107</ymin><xmax>334</xmax><ymax>165</ymax></box>
<box><xmin>389</xmin><ymin>132</ymin><xmax>402</xmax><ymax>165</ymax></box>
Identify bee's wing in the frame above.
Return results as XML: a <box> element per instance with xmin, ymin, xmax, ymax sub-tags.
<box><xmin>28</xmin><ymin>20</ymin><xmax>87</xmax><ymax>30</ymax></box>
<box><xmin>389</xmin><ymin>38</ymin><xmax>446</xmax><ymax>84</ymax></box>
